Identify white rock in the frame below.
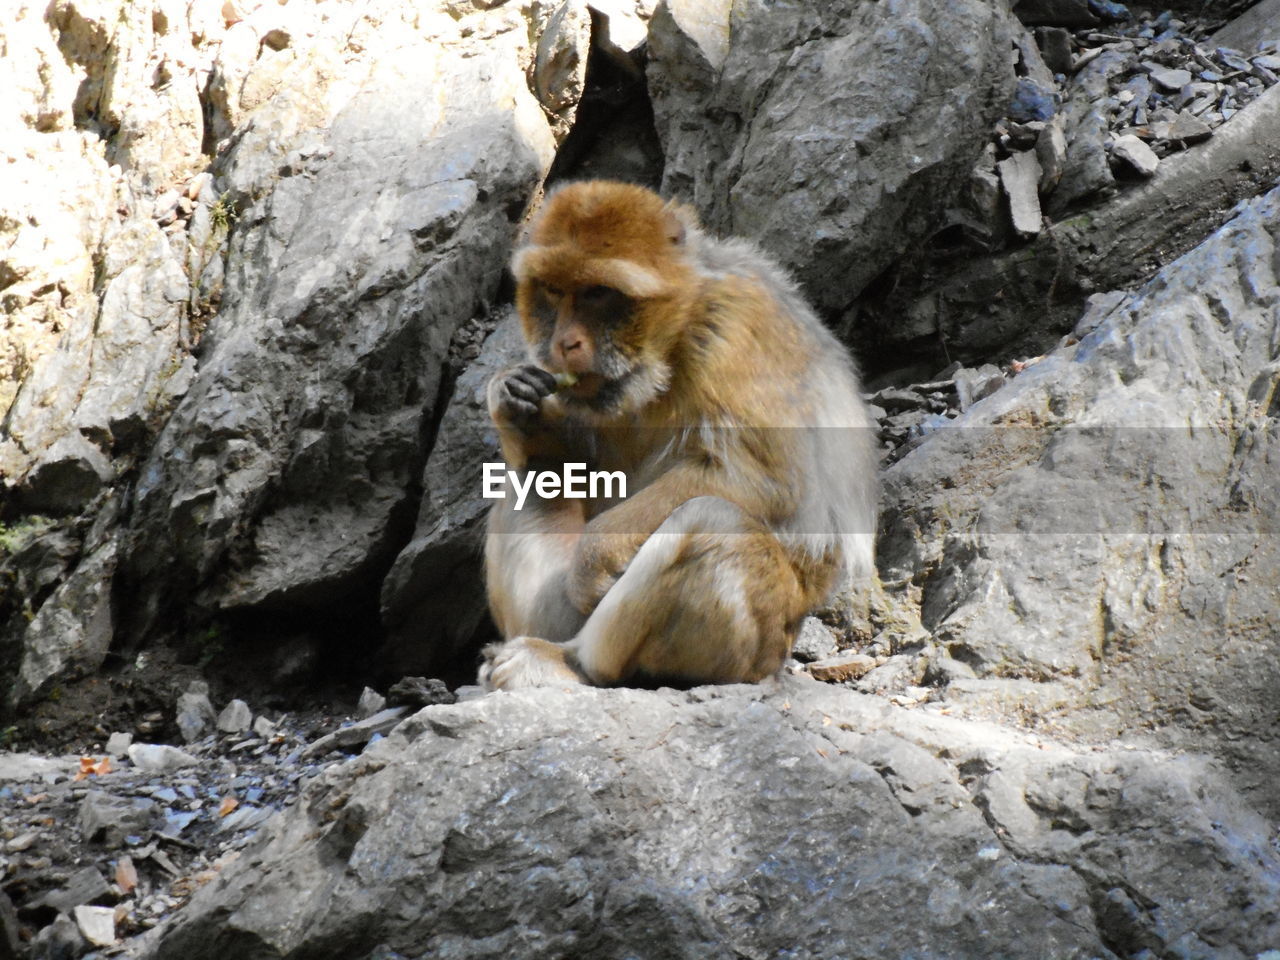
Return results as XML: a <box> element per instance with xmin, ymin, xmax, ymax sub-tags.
<box><xmin>105</xmin><ymin>731</ymin><xmax>134</xmax><ymax>758</ymax></box>
<box><xmin>1111</xmin><ymin>134</ymin><xmax>1160</xmax><ymax>177</ymax></box>
<box><xmin>357</xmin><ymin>687</ymin><xmax>387</xmax><ymax>719</ymax></box>
<box><xmin>73</xmin><ymin>904</ymin><xmax>117</xmax><ymax>947</ymax></box>
<box><xmin>217</xmin><ymin>698</ymin><xmax>253</xmax><ymax>734</ymax></box>
<box><xmin>996</xmin><ymin>150</ymin><xmax>1043</xmax><ymax>238</ymax></box>
<box><xmin>127</xmin><ymin>743</ymin><xmax>199</xmax><ymax>773</ymax></box>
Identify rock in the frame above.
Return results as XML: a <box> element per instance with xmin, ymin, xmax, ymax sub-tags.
<box><xmin>1012</xmin><ymin>0</ymin><xmax>1096</xmax><ymax>27</ymax></box>
<box><xmin>301</xmin><ymin>707</ymin><xmax>410</xmax><ymax>759</ymax></box>
<box><xmin>1166</xmin><ymin>109</ymin><xmax>1212</xmax><ymax>144</ymax></box>
<box><xmin>1146</xmin><ymin>66</ymin><xmax>1192</xmax><ymax>92</ymax></box>
<box><xmin>1212</xmin><ymin>0</ymin><xmax>1280</xmax><ymax>54</ymax></box>
<box><xmin>1035</xmin><ymin>26</ymin><xmax>1074</xmax><ymax>75</ymax></box>
<box><xmin>1008</xmin><ymin>76</ymin><xmax>1057</xmax><ymax>123</ymax></box>
<box><xmin>105</xmin><ymin>732</ymin><xmax>133</xmax><ymax>758</ymax></box>
<box><xmin>121</xmin><ymin>4</ymin><xmax>556</xmax><ymax>661</ymax></box>
<box><xmin>79</xmin><ymin>791</ymin><xmax>156</xmax><ymax>848</ymax></box>
<box><xmin>126</xmin><ymin>743</ymin><xmax>199</xmax><ymax>774</ymax></box>
<box><xmin>997</xmin><ymin>150</ymin><xmax>1044</xmax><ymax>238</ymax></box>
<box><xmin>216</xmin><ymin>699</ymin><xmax>252</xmax><ymax>735</ymax></box>
<box><xmin>1052</xmin><ymin>104</ymin><xmax>1115</xmax><ymax>208</ymax></box>
<box><xmin>647</xmin><ymin>0</ymin><xmax>1016</xmax><ymax>319</ymax></box>
<box><xmin>1110</xmin><ymin>133</ymin><xmax>1159</xmax><ymax>176</ymax></box>
<box><xmin>356</xmin><ymin>687</ymin><xmax>387</xmax><ymax>720</ymax></box>
<box><xmin>28</xmin><ymin>914</ymin><xmax>86</xmax><ymax>960</ymax></box>
<box><xmin>251</xmin><ymin>716</ymin><xmax>278</xmax><ymax>739</ymax></box>
<box><xmin>136</xmin><ymin>679</ymin><xmax>1280</xmax><ymax>958</ymax></box>
<box><xmin>533</xmin><ymin>0</ymin><xmax>592</xmax><ymax>138</ymax></box>
<box><xmin>0</xmin><ymin>889</ymin><xmax>18</xmax><ymax>960</ymax></box>
<box><xmin>0</xmin><ymin>753</ymin><xmax>76</xmax><ymax>782</ymax></box>
<box><xmin>790</xmin><ymin>617</ymin><xmax>839</xmax><ymax>663</ymax></box>
<box><xmin>386</xmin><ymin>677</ymin><xmax>457</xmax><ymax>709</ymax></box>
<box><xmin>806</xmin><ymin>652</ymin><xmax>878</xmax><ymax>682</ymax></box>
<box><xmin>880</xmin><ymin>184</ymin><xmax>1280</xmax><ymax>815</ymax></box>
<box><xmin>378</xmin><ymin>315</ymin><xmax>524</xmax><ymax>674</ymax></box>
<box><xmin>953</xmin><ymin>364</ymin><xmax>1006</xmax><ymax>411</ymax></box>
<box><xmin>72</xmin><ymin>905</ymin><xmax>116</xmax><ymax>948</ymax></box>
<box><xmin>176</xmin><ymin>681</ymin><xmax>217</xmax><ymax>743</ymax></box>
<box><xmin>1035</xmin><ymin>114</ymin><xmax>1068</xmax><ymax>192</ymax></box>
<box><xmin>30</xmin><ymin>866</ymin><xmax>110</xmax><ymax>915</ymax></box>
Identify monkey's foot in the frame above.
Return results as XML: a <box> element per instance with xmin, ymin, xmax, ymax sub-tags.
<box><xmin>479</xmin><ymin>636</ymin><xmax>587</xmax><ymax>691</ymax></box>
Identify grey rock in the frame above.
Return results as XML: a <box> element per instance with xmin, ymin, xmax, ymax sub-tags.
<box><xmin>356</xmin><ymin>687</ymin><xmax>387</xmax><ymax>719</ymax></box>
<box><xmin>953</xmin><ymin>364</ymin><xmax>1006</xmax><ymax>411</ymax></box>
<box><xmin>1166</xmin><ymin>109</ymin><xmax>1212</xmax><ymax>144</ymax></box>
<box><xmin>1035</xmin><ymin>26</ymin><xmax>1074</xmax><ymax>75</ymax></box>
<box><xmin>881</xmin><ymin>184</ymin><xmax>1280</xmax><ymax>815</ymax></box>
<box><xmin>137</xmin><ymin>679</ymin><xmax>1280</xmax><ymax>959</ymax></box>
<box><xmin>79</xmin><ymin>791</ymin><xmax>156</xmax><ymax>848</ymax></box>
<box><xmin>72</xmin><ymin>905</ymin><xmax>117</xmax><ymax>948</ymax></box>
<box><xmin>215</xmin><ymin>698</ymin><xmax>252</xmax><ymax>734</ymax></box>
<box><xmin>1146</xmin><ymin>66</ymin><xmax>1192</xmax><ymax>91</ymax></box>
<box><xmin>534</xmin><ymin>0</ymin><xmax>592</xmax><ymax>135</ymax></box>
<box><xmin>104</xmin><ymin>732</ymin><xmax>133</xmax><ymax>758</ymax></box>
<box><xmin>12</xmin><ymin>534</ymin><xmax>119</xmax><ymax>707</ymax></box>
<box><xmin>1035</xmin><ymin>114</ymin><xmax>1068</xmax><ymax>193</ymax></box>
<box><xmin>1110</xmin><ymin>133</ymin><xmax>1160</xmax><ymax>176</ymax></box>
<box><xmin>386</xmin><ymin>677</ymin><xmax>457</xmax><ymax>708</ymax></box>
<box><xmin>301</xmin><ymin>706</ymin><xmax>410</xmax><ymax>759</ymax></box>
<box><xmin>1052</xmin><ymin>104</ymin><xmax>1115</xmax><ymax>208</ymax></box>
<box><xmin>997</xmin><ymin>150</ymin><xmax>1043</xmax><ymax>237</ymax></box>
<box><xmin>175</xmin><ymin>681</ymin><xmax>217</xmax><ymax>743</ymax></box>
<box><xmin>1212</xmin><ymin>0</ymin><xmax>1280</xmax><ymax>53</ymax></box>
<box><xmin>126</xmin><ymin>743</ymin><xmax>199</xmax><ymax>774</ymax></box>
<box><xmin>789</xmin><ymin>617</ymin><xmax>839</xmax><ymax>663</ymax></box>
<box><xmin>30</xmin><ymin>866</ymin><xmax>110</xmax><ymax>915</ymax></box>
<box><xmin>1012</xmin><ymin>0</ymin><xmax>1096</xmax><ymax>27</ymax></box>
<box><xmin>28</xmin><ymin>914</ymin><xmax>86</xmax><ymax>960</ymax></box>
<box><xmin>251</xmin><ymin>716</ymin><xmax>278</xmax><ymax>739</ymax></box>
<box><xmin>647</xmin><ymin>0</ymin><xmax>1016</xmax><ymax>318</ymax></box>
<box><xmin>123</xmin><ymin>15</ymin><xmax>555</xmax><ymax>650</ymax></box>
<box><xmin>0</xmin><ymin>753</ymin><xmax>76</xmax><ymax>782</ymax></box>
<box><xmin>379</xmin><ymin>314</ymin><xmax>524</xmax><ymax>673</ymax></box>
<box><xmin>0</xmin><ymin>888</ymin><xmax>18</xmax><ymax>960</ymax></box>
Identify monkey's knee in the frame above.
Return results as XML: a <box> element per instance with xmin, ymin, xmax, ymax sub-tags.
<box><xmin>657</xmin><ymin>496</ymin><xmax>756</xmax><ymax>536</ymax></box>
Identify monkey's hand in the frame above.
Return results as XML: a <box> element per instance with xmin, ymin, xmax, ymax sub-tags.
<box><xmin>488</xmin><ymin>365</ymin><xmax>557</xmax><ymax>432</ymax></box>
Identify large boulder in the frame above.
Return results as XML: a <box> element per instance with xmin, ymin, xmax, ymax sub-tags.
<box><xmin>646</xmin><ymin>0</ymin><xmax>1017</xmax><ymax>318</ymax></box>
<box><xmin>378</xmin><ymin>314</ymin><xmax>525</xmax><ymax>675</ymax></box>
<box><xmin>119</xmin><ymin>7</ymin><xmax>555</xmax><ymax>641</ymax></box>
<box><xmin>879</xmin><ymin>183</ymin><xmax>1280</xmax><ymax>815</ymax></box>
<box><xmin>138</xmin><ymin>677</ymin><xmax>1279</xmax><ymax>959</ymax></box>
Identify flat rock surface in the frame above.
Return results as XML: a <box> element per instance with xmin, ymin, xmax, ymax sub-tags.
<box><xmin>136</xmin><ymin>677</ymin><xmax>1280</xmax><ymax>960</ymax></box>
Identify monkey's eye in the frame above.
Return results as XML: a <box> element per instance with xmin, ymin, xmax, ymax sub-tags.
<box><xmin>578</xmin><ymin>285</ymin><xmax>615</xmax><ymax>304</ymax></box>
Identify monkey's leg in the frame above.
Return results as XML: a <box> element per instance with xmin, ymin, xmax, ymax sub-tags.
<box><xmin>572</xmin><ymin>496</ymin><xmax>804</xmax><ymax>686</ymax></box>
<box><xmin>485</xmin><ymin>498</ymin><xmax>587</xmax><ymax>642</ymax></box>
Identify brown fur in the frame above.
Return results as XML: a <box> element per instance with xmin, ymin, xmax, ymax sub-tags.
<box><xmin>481</xmin><ymin>181</ymin><xmax>875</xmax><ymax>691</ymax></box>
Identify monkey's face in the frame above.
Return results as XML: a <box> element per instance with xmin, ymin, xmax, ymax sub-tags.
<box><xmin>524</xmin><ymin>280</ymin><xmax>670</xmax><ymax>418</ymax></box>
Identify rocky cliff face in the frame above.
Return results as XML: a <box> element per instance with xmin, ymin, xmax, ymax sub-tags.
<box><xmin>2</xmin><ymin>0</ymin><xmax>1279</xmax><ymax>956</ymax></box>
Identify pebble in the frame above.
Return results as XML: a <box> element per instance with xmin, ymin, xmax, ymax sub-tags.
<box><xmin>1111</xmin><ymin>133</ymin><xmax>1160</xmax><ymax>176</ymax></box>
<box><xmin>216</xmin><ymin>699</ymin><xmax>253</xmax><ymax>734</ymax></box>
<box><xmin>128</xmin><ymin>743</ymin><xmax>200</xmax><ymax>773</ymax></box>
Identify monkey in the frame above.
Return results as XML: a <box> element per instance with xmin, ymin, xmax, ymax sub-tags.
<box><xmin>479</xmin><ymin>180</ymin><xmax>877</xmax><ymax>690</ymax></box>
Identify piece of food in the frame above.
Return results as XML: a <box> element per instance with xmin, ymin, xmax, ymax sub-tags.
<box><xmin>553</xmin><ymin>371</ymin><xmax>579</xmax><ymax>390</ymax></box>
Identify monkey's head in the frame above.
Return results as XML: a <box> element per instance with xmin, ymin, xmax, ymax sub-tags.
<box><xmin>511</xmin><ymin>181</ymin><xmax>701</xmax><ymax>419</ymax></box>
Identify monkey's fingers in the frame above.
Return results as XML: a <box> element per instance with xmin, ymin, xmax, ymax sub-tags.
<box><xmin>512</xmin><ymin>365</ymin><xmax>558</xmax><ymax>396</ymax></box>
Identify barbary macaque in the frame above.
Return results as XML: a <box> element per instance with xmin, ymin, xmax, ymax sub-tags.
<box><xmin>480</xmin><ymin>181</ymin><xmax>877</xmax><ymax>689</ymax></box>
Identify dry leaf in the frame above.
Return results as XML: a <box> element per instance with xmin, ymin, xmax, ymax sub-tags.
<box><xmin>74</xmin><ymin>756</ymin><xmax>112</xmax><ymax>781</ymax></box>
<box><xmin>218</xmin><ymin>796</ymin><xmax>239</xmax><ymax>817</ymax></box>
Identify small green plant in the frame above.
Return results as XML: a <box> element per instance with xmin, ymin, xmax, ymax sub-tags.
<box><xmin>196</xmin><ymin>623</ymin><xmax>225</xmax><ymax>670</ymax></box>
<box><xmin>0</xmin><ymin>515</ymin><xmax>55</xmax><ymax>555</ymax></box>
<box><xmin>210</xmin><ymin>192</ymin><xmax>237</xmax><ymax>232</ymax></box>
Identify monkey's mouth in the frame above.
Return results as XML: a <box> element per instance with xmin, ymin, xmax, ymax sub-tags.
<box><xmin>561</xmin><ymin>370</ymin><xmax>633</xmax><ymax>413</ymax></box>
